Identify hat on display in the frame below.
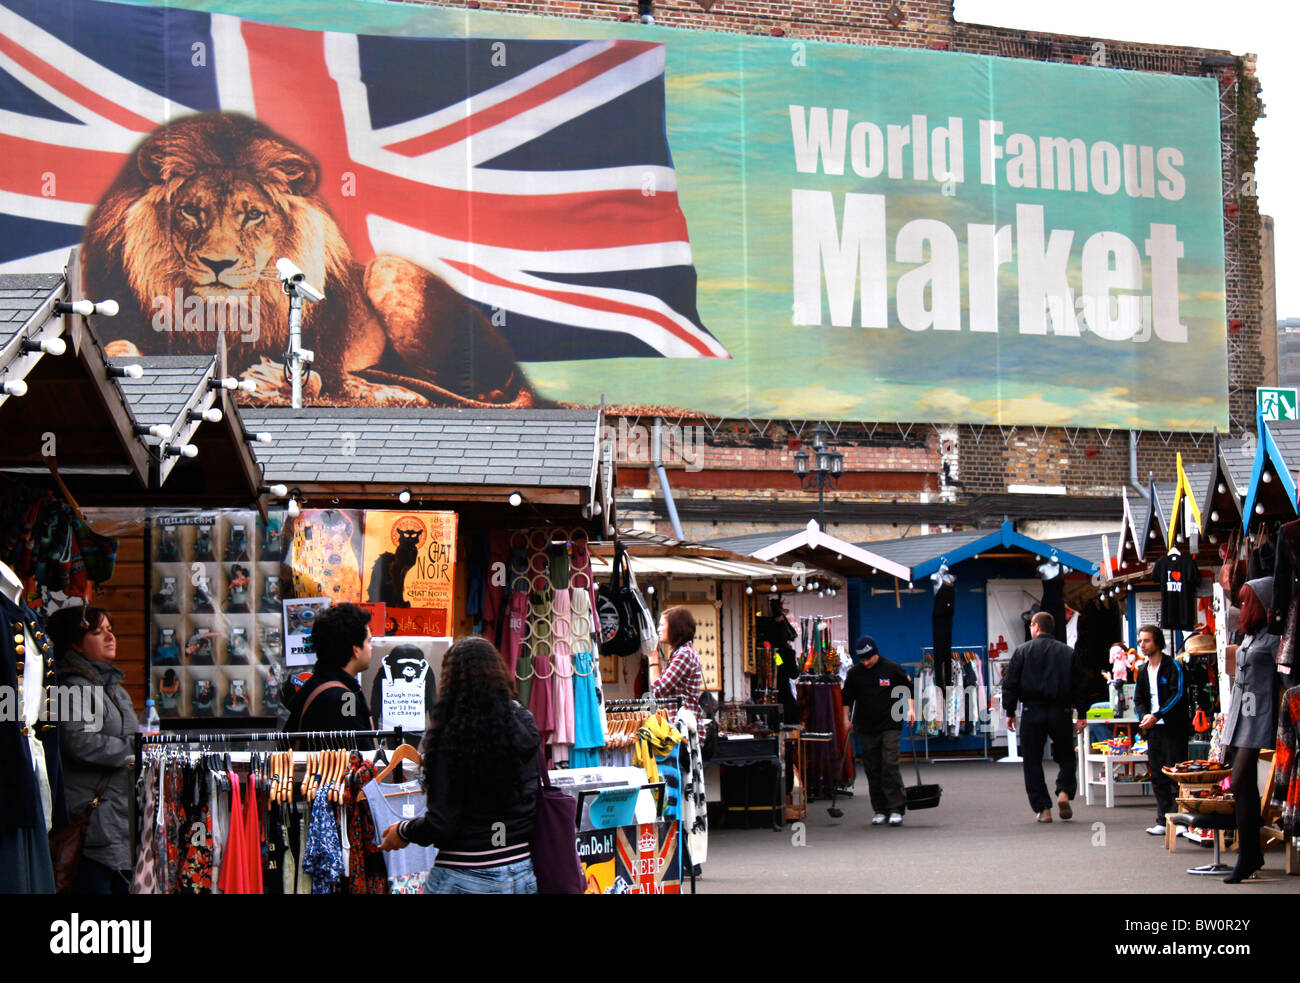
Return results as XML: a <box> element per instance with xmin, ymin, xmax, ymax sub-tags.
<box><xmin>1179</xmin><ymin>634</ymin><xmax>1217</xmax><ymax>657</ymax></box>
<box><xmin>854</xmin><ymin>636</ymin><xmax>879</xmax><ymax>659</ymax></box>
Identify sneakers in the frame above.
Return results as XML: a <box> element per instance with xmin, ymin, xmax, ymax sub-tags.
<box><xmin>1057</xmin><ymin>792</ymin><xmax>1073</xmax><ymax>821</ymax></box>
<box><xmin>1146</xmin><ymin>824</ymin><xmax>1167</xmax><ymax>836</ymax></box>
<box><xmin>871</xmin><ymin>813</ymin><xmax>887</xmax><ymax>826</ymax></box>
<box><xmin>1036</xmin><ymin>809</ymin><xmax>1053</xmax><ymax>823</ymax></box>
<box><xmin>888</xmin><ymin>812</ymin><xmax>904</xmax><ymax>826</ymax></box>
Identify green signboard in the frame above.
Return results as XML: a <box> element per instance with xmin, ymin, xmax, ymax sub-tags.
<box><xmin>1258</xmin><ymin>387</ymin><xmax>1299</xmax><ymax>422</ymax></box>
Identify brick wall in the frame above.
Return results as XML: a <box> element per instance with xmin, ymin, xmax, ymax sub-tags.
<box><xmin>410</xmin><ymin>0</ymin><xmax>1263</xmax><ymax>502</ymax></box>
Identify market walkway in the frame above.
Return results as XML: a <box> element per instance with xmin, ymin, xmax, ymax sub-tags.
<box><xmin>699</xmin><ymin>759</ymin><xmax>1300</xmax><ymax>894</ymax></box>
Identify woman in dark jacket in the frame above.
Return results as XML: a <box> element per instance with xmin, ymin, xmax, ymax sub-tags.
<box><xmin>380</xmin><ymin>635</ymin><xmax>539</xmax><ymax>893</ymax></box>
<box><xmin>48</xmin><ymin>606</ymin><xmax>137</xmax><ymax>894</ymax></box>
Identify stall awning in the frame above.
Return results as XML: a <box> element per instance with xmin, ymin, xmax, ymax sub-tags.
<box><xmin>0</xmin><ymin>271</ymin><xmax>151</xmax><ymax>493</ymax></box>
<box><xmin>590</xmin><ymin>534</ymin><xmax>838</xmax><ymax>588</ymax></box>
<box><xmin>858</xmin><ymin>519</ymin><xmax>1102</xmax><ymax>578</ymax></box>
<box><xmin>708</xmin><ymin>519</ymin><xmax>910</xmax><ymax>580</ymax></box>
<box><xmin>1243</xmin><ymin>415</ymin><xmax>1300</xmax><ymax>529</ymax></box>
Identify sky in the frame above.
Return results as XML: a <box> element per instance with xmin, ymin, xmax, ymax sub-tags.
<box><xmin>957</xmin><ymin>0</ymin><xmax>1298</xmax><ymax>318</ymax></box>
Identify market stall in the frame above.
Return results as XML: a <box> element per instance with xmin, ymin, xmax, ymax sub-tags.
<box><xmin>853</xmin><ymin>519</ymin><xmax>1109</xmax><ymax>758</ymax></box>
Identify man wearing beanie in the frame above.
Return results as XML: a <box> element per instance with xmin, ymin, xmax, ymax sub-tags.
<box><xmin>841</xmin><ymin>636</ymin><xmax>914</xmax><ymax>826</ymax></box>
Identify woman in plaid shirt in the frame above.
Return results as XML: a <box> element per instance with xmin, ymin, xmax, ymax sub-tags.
<box><xmin>649</xmin><ymin>606</ymin><xmax>703</xmax><ymax>719</ymax></box>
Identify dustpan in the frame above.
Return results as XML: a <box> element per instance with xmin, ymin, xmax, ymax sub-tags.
<box><xmin>905</xmin><ymin>752</ymin><xmax>942</xmax><ymax>810</ymax></box>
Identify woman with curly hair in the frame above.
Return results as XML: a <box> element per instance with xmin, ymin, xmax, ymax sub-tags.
<box><xmin>379</xmin><ymin>635</ymin><xmax>540</xmax><ymax>893</ymax></box>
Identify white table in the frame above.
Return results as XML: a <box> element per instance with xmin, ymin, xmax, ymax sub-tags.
<box><xmin>1077</xmin><ymin>717</ymin><xmax>1152</xmax><ymax>808</ymax></box>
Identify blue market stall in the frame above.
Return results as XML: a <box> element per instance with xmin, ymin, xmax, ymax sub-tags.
<box><xmin>853</xmin><ymin>520</ymin><xmax>1106</xmax><ymax>758</ymax></box>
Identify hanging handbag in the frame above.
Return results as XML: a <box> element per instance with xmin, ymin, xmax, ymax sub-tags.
<box><xmin>48</xmin><ymin>769</ymin><xmax>115</xmax><ymax>894</ymax></box>
<box><xmin>597</xmin><ymin>541</ymin><xmax>641</xmax><ymax>657</ymax></box>
<box><xmin>625</xmin><ymin>562</ymin><xmax>659</xmax><ymax>657</ymax></box>
<box><xmin>530</xmin><ymin>746</ymin><xmax>585</xmax><ymax>894</ymax></box>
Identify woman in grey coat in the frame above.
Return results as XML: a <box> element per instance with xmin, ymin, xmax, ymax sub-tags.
<box><xmin>48</xmin><ymin>606</ymin><xmax>137</xmax><ymax>894</ymax></box>
<box><xmin>1220</xmin><ymin>577</ymin><xmax>1281</xmax><ymax>884</ymax></box>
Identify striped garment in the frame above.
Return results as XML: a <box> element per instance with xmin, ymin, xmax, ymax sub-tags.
<box><xmin>394</xmin><ymin>825</ymin><xmax>531</xmax><ymax>870</ymax></box>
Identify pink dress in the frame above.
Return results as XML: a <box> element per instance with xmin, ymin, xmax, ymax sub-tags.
<box><xmin>550</xmin><ymin>589</ymin><xmax>575</xmax><ymax>759</ymax></box>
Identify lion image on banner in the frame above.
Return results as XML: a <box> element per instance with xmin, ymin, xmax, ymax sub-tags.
<box><xmin>81</xmin><ymin>112</ymin><xmax>540</xmax><ymax>408</ymax></box>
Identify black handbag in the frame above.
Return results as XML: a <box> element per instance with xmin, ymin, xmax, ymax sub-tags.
<box><xmin>597</xmin><ymin>541</ymin><xmax>642</xmax><ymax>657</ymax></box>
<box><xmin>904</xmin><ymin>753</ymin><xmax>943</xmax><ymax>810</ymax></box>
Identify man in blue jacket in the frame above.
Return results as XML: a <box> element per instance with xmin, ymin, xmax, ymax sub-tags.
<box><xmin>1133</xmin><ymin>625</ymin><xmax>1189</xmax><ymax>836</ymax></box>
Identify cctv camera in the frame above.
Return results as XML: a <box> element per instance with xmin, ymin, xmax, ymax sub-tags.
<box><xmin>275</xmin><ymin>257</ymin><xmax>325</xmax><ymax>303</ymax></box>
<box><xmin>275</xmin><ymin>257</ymin><xmax>306</xmax><ymax>282</ymax></box>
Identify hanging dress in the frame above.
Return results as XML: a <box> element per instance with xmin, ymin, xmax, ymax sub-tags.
<box><xmin>550</xmin><ymin>588</ymin><xmax>575</xmax><ymax>760</ymax></box>
<box><xmin>570</xmin><ymin>589</ymin><xmax>605</xmax><ymax>768</ymax></box>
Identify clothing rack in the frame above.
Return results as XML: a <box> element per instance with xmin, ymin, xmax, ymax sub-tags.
<box><xmin>911</xmin><ymin>646</ymin><xmax>991</xmax><ymax>763</ymax></box>
<box><xmin>137</xmin><ymin>728</ymin><xmax>405</xmax><ymax>746</ymax></box>
<box><xmin>605</xmin><ymin>696</ymin><xmax>680</xmax><ymax>710</ymax></box>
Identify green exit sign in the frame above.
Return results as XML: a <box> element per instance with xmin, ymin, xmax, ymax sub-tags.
<box><xmin>1258</xmin><ymin>387</ymin><xmax>1299</xmax><ymax>422</ymax></box>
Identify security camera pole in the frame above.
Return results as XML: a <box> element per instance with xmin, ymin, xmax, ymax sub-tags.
<box><xmin>276</xmin><ymin>258</ymin><xmax>324</xmax><ymax>409</ymax></box>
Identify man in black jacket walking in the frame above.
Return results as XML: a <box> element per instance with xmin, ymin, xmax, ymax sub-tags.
<box><xmin>1003</xmin><ymin>612</ymin><xmax>1088</xmax><ymax>822</ymax></box>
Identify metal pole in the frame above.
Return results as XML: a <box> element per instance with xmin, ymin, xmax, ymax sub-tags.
<box><xmin>818</xmin><ymin>473</ymin><xmax>826</xmax><ymax>529</ymax></box>
<box><xmin>287</xmin><ymin>292</ymin><xmax>304</xmax><ymax>409</ymax></box>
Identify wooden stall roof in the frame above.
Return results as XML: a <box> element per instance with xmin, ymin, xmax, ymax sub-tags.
<box><xmin>239</xmin><ymin>406</ymin><xmax>608</xmax><ymax>527</ymax></box>
<box><xmin>0</xmin><ymin>272</ymin><xmax>151</xmax><ymax>496</ymax></box>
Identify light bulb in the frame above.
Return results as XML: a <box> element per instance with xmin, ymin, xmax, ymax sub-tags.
<box><xmin>398</xmin><ymin>489</ymin><xmax>411</xmax><ymax>505</ymax></box>
<box><xmin>1256</xmin><ymin>504</ymin><xmax>1265</xmax><ymax>515</ymax></box>
<box><xmin>23</xmin><ymin>337</ymin><xmax>66</xmax><ymax>356</ymax></box>
<box><xmin>1</xmin><ymin>379</ymin><xmax>28</xmax><ymax>397</ymax></box>
<box><xmin>508</xmin><ymin>492</ymin><xmax>523</xmax><ymax>507</ymax></box>
<box><xmin>745</xmin><ymin>585</ymin><xmax>753</xmax><ymax>595</ymax></box>
<box><xmin>287</xmin><ymin>498</ymin><xmax>301</xmax><ymax>518</ymax></box>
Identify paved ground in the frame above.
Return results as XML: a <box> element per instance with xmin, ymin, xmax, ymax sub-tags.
<box><xmin>697</xmin><ymin>759</ymin><xmax>1300</xmax><ymax>894</ymax></box>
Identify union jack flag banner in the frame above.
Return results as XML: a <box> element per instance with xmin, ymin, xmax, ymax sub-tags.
<box><xmin>0</xmin><ymin>0</ymin><xmax>724</xmax><ymax>407</ymax></box>
<box><xmin>0</xmin><ymin>0</ymin><xmax>1230</xmax><ymax>426</ymax></box>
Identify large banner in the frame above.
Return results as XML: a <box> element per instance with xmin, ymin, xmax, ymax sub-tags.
<box><xmin>0</xmin><ymin>0</ymin><xmax>1227</xmax><ymax>428</ymax></box>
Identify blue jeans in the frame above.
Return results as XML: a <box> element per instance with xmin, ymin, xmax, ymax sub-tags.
<box><xmin>422</xmin><ymin>858</ymin><xmax>538</xmax><ymax>895</ymax></box>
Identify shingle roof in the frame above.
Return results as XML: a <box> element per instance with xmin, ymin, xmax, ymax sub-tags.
<box><xmin>706</xmin><ymin>529</ymin><xmax>804</xmax><ymax>554</ymax></box>
<box><xmin>853</xmin><ymin>528</ymin><xmax>989</xmax><ymax>568</ymax></box>
<box><xmin>109</xmin><ymin>355</ymin><xmax>215</xmax><ymax>430</ymax></box>
<box><xmin>1267</xmin><ymin>419</ymin><xmax>1300</xmax><ymax>473</ymax></box>
<box><xmin>241</xmin><ymin>407</ymin><xmax>600</xmax><ymax>488</ymax></box>
<box><xmin>1220</xmin><ymin>438</ymin><xmax>1253</xmax><ymax>494</ymax></box>
<box><xmin>1153</xmin><ymin>461</ymin><xmax>1213</xmax><ymax>515</ymax></box>
<box><xmin>0</xmin><ymin>273</ymin><xmax>61</xmax><ymax>343</ymax></box>
<box><xmin>1042</xmin><ymin>530</ymin><xmax>1121</xmax><ymax>569</ymax></box>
